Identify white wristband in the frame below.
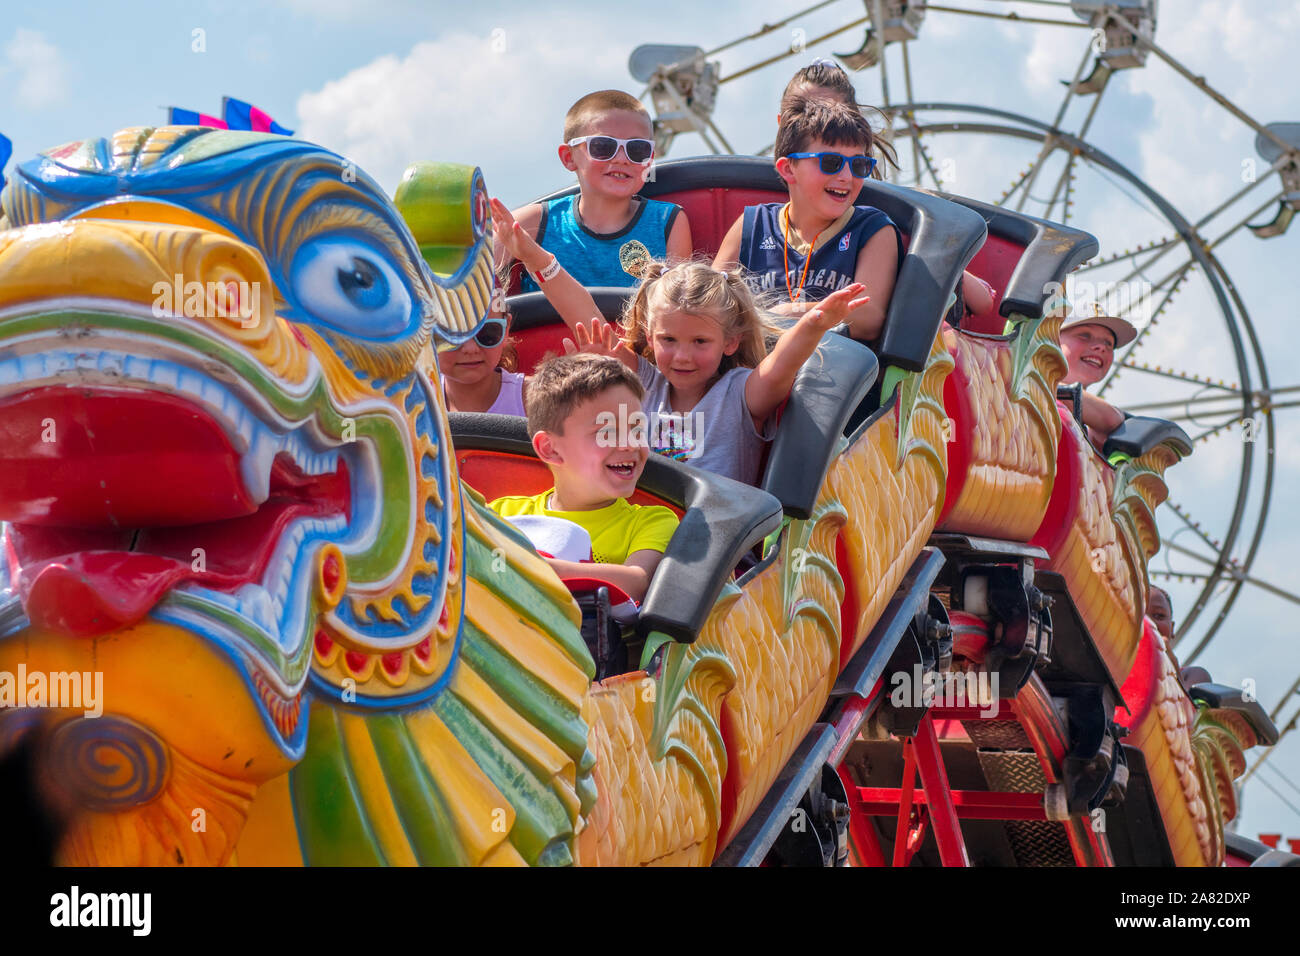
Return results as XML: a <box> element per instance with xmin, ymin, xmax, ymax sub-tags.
<box><xmin>534</xmin><ymin>256</ymin><xmax>562</xmax><ymax>284</ymax></box>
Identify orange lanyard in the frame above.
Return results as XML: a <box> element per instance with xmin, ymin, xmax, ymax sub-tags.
<box><xmin>782</xmin><ymin>204</ymin><xmax>823</xmax><ymax>304</ymax></box>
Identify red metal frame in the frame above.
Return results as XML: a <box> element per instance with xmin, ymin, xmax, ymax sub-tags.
<box><xmin>855</xmin><ymin>789</ymin><xmax>1047</xmax><ymax>820</ymax></box>
<box><xmin>834</xmin><ymin>677</ymin><xmax>1117</xmax><ymax>867</ymax></box>
<box><xmin>837</xmin><ymin>711</ymin><xmax>974</xmax><ymax>867</ymax></box>
<box><xmin>910</xmin><ymin>713</ymin><xmax>971</xmax><ymax>866</ymax></box>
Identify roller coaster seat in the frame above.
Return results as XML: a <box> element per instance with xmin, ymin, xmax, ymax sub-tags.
<box><xmin>1032</xmin><ymin>400</ymin><xmax>1192</xmax><ymax>557</ymax></box>
<box><xmin>934</xmin><ymin>192</ymin><xmax>1099</xmax><ymax>333</ymax></box>
<box><xmin>1103</xmin><ymin>413</ymin><xmax>1193</xmax><ymax>462</ymax></box>
<box><xmin>450</xmin><ymin>412</ymin><xmax>783</xmax><ymax>644</ymax></box>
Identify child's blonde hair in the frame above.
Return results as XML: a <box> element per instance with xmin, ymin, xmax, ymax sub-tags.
<box><xmin>621</xmin><ymin>260</ymin><xmax>781</xmax><ymax>374</ymax></box>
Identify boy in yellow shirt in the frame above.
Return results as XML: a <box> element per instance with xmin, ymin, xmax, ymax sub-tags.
<box><xmin>489</xmin><ymin>353</ymin><xmax>678</xmax><ymax>603</ymax></box>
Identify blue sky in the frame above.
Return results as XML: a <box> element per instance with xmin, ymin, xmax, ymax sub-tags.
<box><xmin>3</xmin><ymin>0</ymin><xmax>1299</xmax><ymax>845</ymax></box>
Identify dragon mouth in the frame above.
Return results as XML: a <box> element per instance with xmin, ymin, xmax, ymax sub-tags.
<box><xmin>0</xmin><ymin>377</ymin><xmax>351</xmax><ymax>640</ymax></box>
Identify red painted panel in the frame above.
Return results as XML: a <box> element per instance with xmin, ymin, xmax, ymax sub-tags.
<box><xmin>512</xmin><ymin>318</ymin><xmax>586</xmax><ymax>377</ymax></box>
<box><xmin>1116</xmin><ymin>617</ymin><xmax>1160</xmax><ymax>727</ymax></box>
<box><xmin>654</xmin><ymin>187</ymin><xmax>785</xmax><ymax>258</ymax></box>
<box><xmin>937</xmin><ymin>355</ymin><xmax>972</xmax><ymax>527</ymax></box>
<box><xmin>962</xmin><ymin>233</ymin><xmax>1026</xmax><ymax>334</ymax></box>
<box><xmin>1029</xmin><ymin>403</ymin><xmax>1082</xmax><ymax>555</ymax></box>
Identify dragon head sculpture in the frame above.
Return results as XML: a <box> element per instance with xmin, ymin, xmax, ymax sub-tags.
<box><xmin>0</xmin><ymin>127</ymin><xmax>496</xmax><ymax>863</ymax></box>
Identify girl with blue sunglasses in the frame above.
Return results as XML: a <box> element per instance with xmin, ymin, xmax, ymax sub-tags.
<box><xmin>438</xmin><ymin>278</ymin><xmax>526</xmax><ymax>415</ymax></box>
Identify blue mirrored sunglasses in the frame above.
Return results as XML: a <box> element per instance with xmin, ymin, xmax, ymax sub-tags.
<box><xmin>787</xmin><ymin>151</ymin><xmax>876</xmax><ymax>178</ymax></box>
<box><xmin>471</xmin><ymin>317</ymin><xmax>507</xmax><ymax>348</ymax></box>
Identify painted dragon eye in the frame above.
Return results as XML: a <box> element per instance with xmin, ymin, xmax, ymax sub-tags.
<box><xmin>290</xmin><ymin>238</ymin><xmax>413</xmax><ymax>338</ymax></box>
<box><xmin>338</xmin><ymin>257</ymin><xmax>387</xmax><ymax>309</ymax></box>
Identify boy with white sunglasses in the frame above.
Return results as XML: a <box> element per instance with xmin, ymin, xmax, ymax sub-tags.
<box><xmin>509</xmin><ymin>90</ymin><xmax>693</xmax><ymax>291</ymax></box>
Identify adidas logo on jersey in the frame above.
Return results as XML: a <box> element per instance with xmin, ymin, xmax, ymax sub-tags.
<box><xmin>759</xmin><ymin>236</ymin><xmax>778</xmax><ymax>250</ymax></box>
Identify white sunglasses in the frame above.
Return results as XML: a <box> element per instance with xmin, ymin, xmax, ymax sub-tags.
<box><xmin>565</xmin><ymin>135</ymin><xmax>655</xmax><ymax>165</ymax></box>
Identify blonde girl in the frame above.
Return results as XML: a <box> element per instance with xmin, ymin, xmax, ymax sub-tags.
<box><xmin>570</xmin><ymin>260</ymin><xmax>869</xmax><ymax>485</ymax></box>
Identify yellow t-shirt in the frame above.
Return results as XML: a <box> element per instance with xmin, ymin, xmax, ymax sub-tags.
<box><xmin>489</xmin><ymin>491</ymin><xmax>679</xmax><ymax>564</ymax></box>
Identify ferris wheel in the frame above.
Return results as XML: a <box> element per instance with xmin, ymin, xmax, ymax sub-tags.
<box><xmin>628</xmin><ymin>0</ymin><xmax>1300</xmax><ymax>801</ymax></box>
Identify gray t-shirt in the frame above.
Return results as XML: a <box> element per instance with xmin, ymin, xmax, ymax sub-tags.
<box><xmin>637</xmin><ymin>356</ymin><xmax>777</xmax><ymax>486</ymax></box>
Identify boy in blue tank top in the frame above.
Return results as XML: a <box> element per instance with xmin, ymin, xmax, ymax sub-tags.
<box><xmin>715</xmin><ymin>100</ymin><xmax>902</xmax><ymax>342</ymax></box>
<box><xmin>509</xmin><ymin>90</ymin><xmax>693</xmax><ymax>292</ymax></box>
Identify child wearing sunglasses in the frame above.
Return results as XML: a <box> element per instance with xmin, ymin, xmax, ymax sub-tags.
<box><xmin>714</xmin><ymin>100</ymin><xmax>902</xmax><ymax>342</ymax></box>
<box><xmin>437</xmin><ymin>272</ymin><xmax>525</xmax><ymax>415</ymax></box>
<box><xmin>773</xmin><ymin>61</ymin><xmax>996</xmax><ymax>325</ymax></box>
<box><xmin>508</xmin><ymin>90</ymin><xmax>693</xmax><ymax>291</ymax></box>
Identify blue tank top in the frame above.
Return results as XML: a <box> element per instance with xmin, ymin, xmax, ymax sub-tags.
<box><xmin>519</xmin><ymin>194</ymin><xmax>681</xmax><ymax>292</ymax></box>
<box><xmin>738</xmin><ymin>202</ymin><xmax>902</xmax><ymax>303</ymax></box>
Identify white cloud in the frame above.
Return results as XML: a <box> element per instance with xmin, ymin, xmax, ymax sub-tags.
<box><xmin>2</xmin><ymin>28</ymin><xmax>69</xmax><ymax>109</ymax></box>
<box><xmin>296</xmin><ymin>14</ymin><xmax>632</xmax><ymax>199</ymax></box>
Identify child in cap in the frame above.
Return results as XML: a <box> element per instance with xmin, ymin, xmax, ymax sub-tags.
<box><xmin>507</xmin><ymin>90</ymin><xmax>693</xmax><ymax>291</ymax></box>
<box><xmin>1058</xmin><ymin>302</ymin><xmax>1137</xmax><ymax>448</ymax></box>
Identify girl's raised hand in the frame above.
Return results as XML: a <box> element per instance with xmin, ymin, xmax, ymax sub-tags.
<box><xmin>490</xmin><ymin>197</ymin><xmax>546</xmax><ymax>270</ymax></box>
<box><xmin>800</xmin><ymin>282</ymin><xmax>871</xmax><ymax>333</ymax></box>
<box><xmin>562</xmin><ymin>317</ymin><xmax>626</xmax><ymax>360</ymax></box>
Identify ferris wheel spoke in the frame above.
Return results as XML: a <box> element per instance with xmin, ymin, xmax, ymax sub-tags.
<box><xmin>1189</xmin><ymin>417</ymin><xmax>1249</xmax><ymax>445</ymax></box>
<box><xmin>700</xmin><ymin>0</ymin><xmax>841</xmax><ymax>59</ymax></box>
<box><xmin>1008</xmin><ymin>44</ymin><xmax>1093</xmax><ymax>212</ymax></box>
<box><xmin>1116</xmin><ymin>191</ymin><xmax>1284</xmax><ymax>295</ymax></box>
<box><xmin>1098</xmin><ymin>262</ymin><xmax>1197</xmax><ymax>396</ymax></box>
<box><xmin>1162</xmin><ymin>538</ymin><xmax>1300</xmax><ymax>609</ymax></box>
<box><xmin>1074</xmin><ymin>234</ymin><xmax>1179</xmax><ymax>273</ymax></box>
<box><xmin>899</xmin><ymin>39</ymin><xmax>926</xmax><ymax>186</ymax></box>
<box><xmin>720</xmin><ymin>12</ymin><xmax>871</xmax><ymax>85</ymax></box>
<box><xmin>1044</xmin><ymin>86</ymin><xmax>1108</xmax><ymax>221</ymax></box>
<box><xmin>1163</xmin><ymin>500</ymin><xmax>1227</xmax><ymax>558</ymax></box>
<box><xmin>1121</xmin><ymin>385</ymin><xmax>1245</xmax><ymax>414</ymax></box>
<box><xmin>920</xmin><ymin>3</ymin><xmax>1090</xmax><ymax>30</ymax></box>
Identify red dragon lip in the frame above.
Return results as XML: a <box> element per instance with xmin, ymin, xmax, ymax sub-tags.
<box><xmin>0</xmin><ymin>386</ymin><xmax>349</xmax><ymax>636</ymax></box>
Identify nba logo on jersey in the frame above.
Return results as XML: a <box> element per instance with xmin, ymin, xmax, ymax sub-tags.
<box><xmin>838</xmin><ymin>233</ymin><xmax>851</xmax><ymax>251</ymax></box>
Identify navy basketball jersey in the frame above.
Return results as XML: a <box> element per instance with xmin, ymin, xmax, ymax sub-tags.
<box><xmin>738</xmin><ymin>202</ymin><xmax>901</xmax><ymax>303</ymax></box>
